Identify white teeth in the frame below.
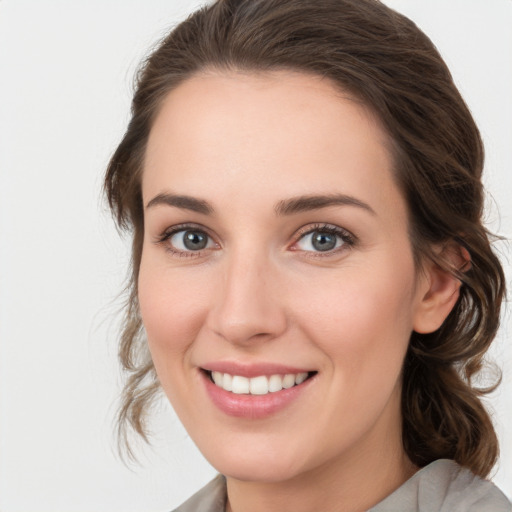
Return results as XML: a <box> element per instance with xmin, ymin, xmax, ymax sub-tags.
<box><xmin>223</xmin><ymin>373</ymin><xmax>233</xmax><ymax>392</ymax></box>
<box><xmin>249</xmin><ymin>376</ymin><xmax>269</xmax><ymax>395</ymax></box>
<box><xmin>268</xmin><ymin>374</ymin><xmax>283</xmax><ymax>392</ymax></box>
<box><xmin>282</xmin><ymin>374</ymin><xmax>296</xmax><ymax>389</ymax></box>
<box><xmin>209</xmin><ymin>371</ymin><xmax>311</xmax><ymax>395</ymax></box>
<box><xmin>212</xmin><ymin>371</ymin><xmax>223</xmax><ymax>386</ymax></box>
<box><xmin>231</xmin><ymin>375</ymin><xmax>250</xmax><ymax>394</ymax></box>
<box><xmin>295</xmin><ymin>372</ymin><xmax>308</xmax><ymax>385</ymax></box>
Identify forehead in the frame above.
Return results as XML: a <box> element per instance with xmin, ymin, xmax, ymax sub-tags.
<box><xmin>142</xmin><ymin>70</ymin><xmax>403</xmax><ymax>220</ymax></box>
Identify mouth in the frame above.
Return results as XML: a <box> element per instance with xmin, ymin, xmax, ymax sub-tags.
<box><xmin>202</xmin><ymin>369</ymin><xmax>317</xmax><ymax>395</ymax></box>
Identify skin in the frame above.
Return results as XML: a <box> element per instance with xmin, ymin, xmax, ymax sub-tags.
<box><xmin>138</xmin><ymin>71</ymin><xmax>461</xmax><ymax>512</ymax></box>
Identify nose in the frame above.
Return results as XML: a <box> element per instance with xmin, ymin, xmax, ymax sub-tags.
<box><xmin>206</xmin><ymin>251</ymin><xmax>287</xmax><ymax>346</ymax></box>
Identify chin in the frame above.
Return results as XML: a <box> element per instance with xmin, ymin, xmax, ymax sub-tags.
<box><xmin>201</xmin><ymin>441</ymin><xmax>311</xmax><ymax>483</ymax></box>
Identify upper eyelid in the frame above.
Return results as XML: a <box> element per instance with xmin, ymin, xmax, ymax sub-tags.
<box><xmin>293</xmin><ymin>223</ymin><xmax>355</xmax><ymax>240</ymax></box>
<box><xmin>157</xmin><ymin>222</ymin><xmax>213</xmax><ymax>239</ymax></box>
<box><xmin>157</xmin><ymin>222</ymin><xmax>352</xmax><ymax>236</ymax></box>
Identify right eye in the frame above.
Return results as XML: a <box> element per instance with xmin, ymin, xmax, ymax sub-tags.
<box><xmin>169</xmin><ymin>228</ymin><xmax>215</xmax><ymax>252</ymax></box>
<box><xmin>156</xmin><ymin>225</ymin><xmax>218</xmax><ymax>256</ymax></box>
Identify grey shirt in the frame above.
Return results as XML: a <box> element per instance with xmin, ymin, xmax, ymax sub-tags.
<box><xmin>172</xmin><ymin>459</ymin><xmax>511</xmax><ymax>512</ymax></box>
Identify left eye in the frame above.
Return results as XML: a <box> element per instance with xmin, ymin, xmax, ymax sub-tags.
<box><xmin>295</xmin><ymin>229</ymin><xmax>346</xmax><ymax>252</ymax></box>
<box><xmin>169</xmin><ymin>229</ymin><xmax>215</xmax><ymax>252</ymax></box>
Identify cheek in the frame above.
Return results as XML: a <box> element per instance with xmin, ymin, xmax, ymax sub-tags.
<box><xmin>294</xmin><ymin>257</ymin><xmax>417</xmax><ymax>379</ymax></box>
<box><xmin>294</xmin><ymin>261</ymin><xmax>417</xmax><ymax>437</ymax></box>
<box><xmin>137</xmin><ymin>258</ymin><xmax>211</xmax><ymax>372</ymax></box>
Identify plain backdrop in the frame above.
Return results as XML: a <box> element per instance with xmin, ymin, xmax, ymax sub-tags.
<box><xmin>0</xmin><ymin>1</ymin><xmax>511</xmax><ymax>510</ymax></box>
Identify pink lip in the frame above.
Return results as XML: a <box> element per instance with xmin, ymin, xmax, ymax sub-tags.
<box><xmin>199</xmin><ymin>367</ymin><xmax>316</xmax><ymax>419</ymax></box>
<box><xmin>201</xmin><ymin>361</ymin><xmax>312</xmax><ymax>378</ymax></box>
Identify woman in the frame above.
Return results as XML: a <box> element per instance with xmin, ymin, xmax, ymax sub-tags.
<box><xmin>104</xmin><ymin>0</ymin><xmax>511</xmax><ymax>510</ymax></box>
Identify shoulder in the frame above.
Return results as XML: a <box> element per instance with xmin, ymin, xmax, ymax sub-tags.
<box><xmin>370</xmin><ymin>459</ymin><xmax>511</xmax><ymax>512</ymax></box>
<box><xmin>171</xmin><ymin>474</ymin><xmax>227</xmax><ymax>512</ymax></box>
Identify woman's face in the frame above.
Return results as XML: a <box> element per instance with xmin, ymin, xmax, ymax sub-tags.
<box><xmin>139</xmin><ymin>71</ymin><xmax>434</xmax><ymax>482</ymax></box>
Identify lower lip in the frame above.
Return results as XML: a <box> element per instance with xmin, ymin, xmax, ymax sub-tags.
<box><xmin>201</xmin><ymin>371</ymin><xmax>315</xmax><ymax>419</ymax></box>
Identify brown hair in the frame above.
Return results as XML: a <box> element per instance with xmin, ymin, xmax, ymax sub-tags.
<box><xmin>104</xmin><ymin>0</ymin><xmax>505</xmax><ymax>476</ymax></box>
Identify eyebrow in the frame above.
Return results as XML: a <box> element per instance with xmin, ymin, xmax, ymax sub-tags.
<box><xmin>145</xmin><ymin>192</ymin><xmax>375</xmax><ymax>217</ymax></box>
<box><xmin>274</xmin><ymin>194</ymin><xmax>376</xmax><ymax>216</ymax></box>
<box><xmin>146</xmin><ymin>193</ymin><xmax>214</xmax><ymax>215</ymax></box>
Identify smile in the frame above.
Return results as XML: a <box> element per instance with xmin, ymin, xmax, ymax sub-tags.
<box><xmin>209</xmin><ymin>371</ymin><xmax>311</xmax><ymax>395</ymax></box>
<box><xmin>201</xmin><ymin>367</ymin><xmax>317</xmax><ymax>418</ymax></box>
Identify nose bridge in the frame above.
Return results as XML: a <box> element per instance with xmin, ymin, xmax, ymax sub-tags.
<box><xmin>208</xmin><ymin>245</ymin><xmax>286</xmax><ymax>345</ymax></box>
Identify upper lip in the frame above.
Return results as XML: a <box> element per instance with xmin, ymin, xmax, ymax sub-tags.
<box><xmin>201</xmin><ymin>361</ymin><xmax>314</xmax><ymax>378</ymax></box>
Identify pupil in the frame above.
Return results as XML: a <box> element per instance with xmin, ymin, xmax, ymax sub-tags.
<box><xmin>183</xmin><ymin>231</ymin><xmax>207</xmax><ymax>250</ymax></box>
<box><xmin>312</xmin><ymin>231</ymin><xmax>336</xmax><ymax>251</ymax></box>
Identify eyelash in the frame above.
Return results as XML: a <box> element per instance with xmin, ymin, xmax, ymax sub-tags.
<box><xmin>154</xmin><ymin>222</ymin><xmax>356</xmax><ymax>258</ymax></box>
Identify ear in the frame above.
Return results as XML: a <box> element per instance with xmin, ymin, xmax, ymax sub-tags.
<box><xmin>413</xmin><ymin>244</ymin><xmax>470</xmax><ymax>334</ymax></box>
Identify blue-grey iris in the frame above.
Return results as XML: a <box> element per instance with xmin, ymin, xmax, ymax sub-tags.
<box><xmin>312</xmin><ymin>231</ymin><xmax>337</xmax><ymax>251</ymax></box>
<box><xmin>183</xmin><ymin>231</ymin><xmax>208</xmax><ymax>250</ymax></box>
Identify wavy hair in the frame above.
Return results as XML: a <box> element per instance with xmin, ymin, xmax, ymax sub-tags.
<box><xmin>104</xmin><ymin>0</ymin><xmax>505</xmax><ymax>475</ymax></box>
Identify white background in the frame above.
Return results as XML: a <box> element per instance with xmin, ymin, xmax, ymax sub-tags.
<box><xmin>0</xmin><ymin>1</ymin><xmax>511</xmax><ymax>510</ymax></box>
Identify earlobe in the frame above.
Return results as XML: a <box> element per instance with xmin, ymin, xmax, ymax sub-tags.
<box><xmin>413</xmin><ymin>244</ymin><xmax>470</xmax><ymax>334</ymax></box>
